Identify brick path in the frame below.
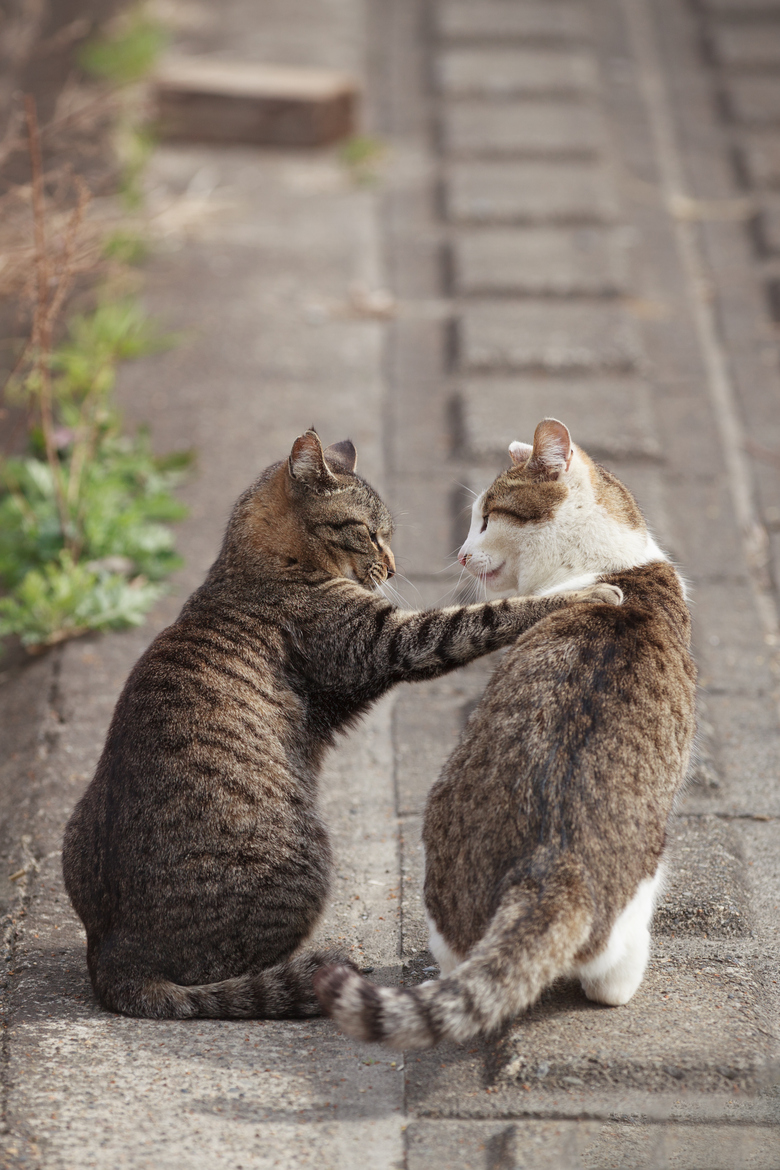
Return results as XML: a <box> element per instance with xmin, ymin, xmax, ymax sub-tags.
<box><xmin>1</xmin><ymin>1</ymin><xmax>779</xmax><ymax>1167</ymax></box>
<box><xmin>379</xmin><ymin>0</ymin><xmax>780</xmax><ymax>1164</ymax></box>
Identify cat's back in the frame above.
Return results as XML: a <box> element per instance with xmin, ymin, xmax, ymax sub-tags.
<box><xmin>485</xmin><ymin>560</ymin><xmax>693</xmax><ymax>728</ymax></box>
<box><xmin>424</xmin><ymin>561</ymin><xmax>696</xmax><ymax>952</ymax></box>
<box><xmin>65</xmin><ymin>586</ymin><xmax>307</xmax><ymax>870</ymax></box>
<box><xmin>118</xmin><ymin>589</ymin><xmax>295</xmax><ymax>737</ymax></box>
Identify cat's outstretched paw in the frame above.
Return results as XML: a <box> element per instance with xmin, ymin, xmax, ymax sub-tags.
<box><xmin>568</xmin><ymin>583</ymin><xmax>623</xmax><ymax>606</ymax></box>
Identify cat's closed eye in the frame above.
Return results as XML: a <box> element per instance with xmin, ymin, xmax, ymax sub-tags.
<box><xmin>480</xmin><ymin>516</ymin><xmax>488</xmax><ymax>534</ymax></box>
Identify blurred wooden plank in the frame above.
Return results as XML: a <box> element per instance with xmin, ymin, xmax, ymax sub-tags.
<box><xmin>154</xmin><ymin>57</ymin><xmax>358</xmax><ymax>147</ymax></box>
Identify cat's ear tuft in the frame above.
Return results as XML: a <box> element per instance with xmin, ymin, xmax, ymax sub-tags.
<box><xmin>288</xmin><ymin>431</ymin><xmax>339</xmax><ymax>490</ymax></box>
<box><xmin>509</xmin><ymin>440</ymin><xmax>533</xmax><ymax>467</ymax></box>
<box><xmin>324</xmin><ymin>439</ymin><xmax>358</xmax><ymax>475</ymax></box>
<box><xmin>529</xmin><ymin>418</ymin><xmax>573</xmax><ymax>478</ymax></box>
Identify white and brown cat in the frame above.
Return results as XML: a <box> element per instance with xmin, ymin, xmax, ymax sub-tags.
<box><xmin>316</xmin><ymin>418</ymin><xmax>697</xmax><ymax>1048</ymax></box>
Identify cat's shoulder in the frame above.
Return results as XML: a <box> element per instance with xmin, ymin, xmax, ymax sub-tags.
<box><xmin>600</xmin><ymin>561</ymin><xmax>690</xmax><ymax>630</ymax></box>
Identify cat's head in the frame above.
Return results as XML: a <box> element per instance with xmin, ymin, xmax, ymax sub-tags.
<box><xmin>459</xmin><ymin>418</ymin><xmax>655</xmax><ymax>596</ymax></box>
<box><xmin>224</xmin><ymin>431</ymin><xmax>395</xmax><ymax>589</ymax></box>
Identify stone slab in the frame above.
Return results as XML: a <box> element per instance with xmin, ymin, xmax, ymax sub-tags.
<box><xmin>726</xmin><ymin>77</ymin><xmax>780</xmax><ymax>125</ymax></box>
<box><xmin>735</xmin><ymin>819</ymin><xmax>780</xmax><ymax>944</ymax></box>
<box><xmin>383</xmin><ymin>472</ymin><xmax>463</xmax><ymax>583</ymax></box>
<box><xmin>690</xmin><ymin>581</ymin><xmax>776</xmax><ymax>695</ymax></box>
<box><xmin>662</xmin><ymin>472</ymin><xmax>747</xmax><ymax>582</ymax></box>
<box><xmin>442</xmin><ymin>101</ymin><xmax>606</xmax><ymax>158</ymax></box>
<box><xmin>0</xmin><ymin>653</ymin><xmax>55</xmax><ymax>924</ymax></box>
<box><xmin>436</xmin><ymin>49</ymin><xmax>598</xmax><ymax>98</ymax></box>
<box><xmin>710</xmin><ymin>24</ymin><xmax>780</xmax><ymax>70</ymax></box>
<box><xmin>742</xmin><ymin>131</ymin><xmax>780</xmax><ymax>186</ymax></box>
<box><xmin>680</xmin><ymin>691</ymin><xmax>780</xmax><ymax>817</ymax></box>
<box><xmin>458</xmin><ymin>302</ymin><xmax>644</xmax><ymax>372</ymax></box>
<box><xmin>703</xmin><ymin>0</ymin><xmax>780</xmax><ymax>11</ymax></box>
<box><xmin>406</xmin><ymin>1118</ymin><xmax>599</xmax><ymax>1170</ymax></box>
<box><xmin>443</xmin><ymin>160</ymin><xmax>619</xmax><ymax>224</ymax></box>
<box><xmin>154</xmin><ymin>57</ymin><xmax>357</xmax><ymax>147</ymax></box>
<box><xmin>457</xmin><ymin>376</ymin><xmax>661</xmax><ymax>461</ymax></box>
<box><xmin>655</xmin><ymin>817</ymin><xmax>753</xmax><ymax>939</ymax></box>
<box><xmin>316</xmin><ymin>699</ymin><xmax>402</xmax><ymax>970</ymax></box>
<box><xmin>451</xmin><ymin>227</ymin><xmax>628</xmax><ymax>296</ymax></box>
<box><xmin>405</xmin><ymin>954</ymin><xmax>777</xmax><ymax>1114</ymax></box>
<box><xmin>393</xmin><ymin>668</ymin><xmax>491</xmax><ymax>816</ymax></box>
<box><xmin>582</xmin><ymin>1122</ymin><xmax>780</xmax><ymax>1170</ymax></box>
<box><xmin>394</xmin><ymin>689</ymin><xmax>463</xmax><ymax>817</ymax></box>
<box><xmin>435</xmin><ymin>1</ymin><xmax>592</xmax><ymax>44</ymax></box>
<box><xmin>399</xmin><ymin>816</ymin><xmax>428</xmax><ymax>958</ymax></box>
<box><xmin>406</xmin><ymin>1118</ymin><xmax>780</xmax><ymax>1170</ymax></box>
<box><xmin>757</xmin><ymin>191</ymin><xmax>780</xmax><ymax>250</ymax></box>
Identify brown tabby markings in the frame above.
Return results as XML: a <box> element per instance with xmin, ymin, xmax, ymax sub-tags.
<box><xmin>63</xmin><ymin>430</ymin><xmax>618</xmax><ymax>1020</ymax></box>
<box><xmin>586</xmin><ymin>456</ymin><xmax>645</xmax><ymax>530</ymax></box>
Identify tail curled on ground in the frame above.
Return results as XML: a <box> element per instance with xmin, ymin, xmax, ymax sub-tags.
<box><xmin>314</xmin><ymin>866</ymin><xmax>593</xmax><ymax>1050</ymax></box>
<box><xmin>97</xmin><ymin>949</ymin><xmax>358</xmax><ymax>1020</ymax></box>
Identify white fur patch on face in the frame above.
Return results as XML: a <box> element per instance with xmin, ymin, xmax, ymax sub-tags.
<box><xmin>459</xmin><ymin>449</ymin><xmax>673</xmax><ymax>596</ymax></box>
<box><xmin>458</xmin><ymin>492</ymin><xmax>517</xmax><ymax>595</ymax></box>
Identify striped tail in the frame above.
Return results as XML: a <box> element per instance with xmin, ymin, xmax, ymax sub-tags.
<box><xmin>314</xmin><ymin>870</ymin><xmax>593</xmax><ymax>1050</ymax></box>
<box><xmin>95</xmin><ymin>949</ymin><xmax>357</xmax><ymax>1020</ymax></box>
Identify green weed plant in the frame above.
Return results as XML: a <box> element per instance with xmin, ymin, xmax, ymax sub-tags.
<box><xmin>339</xmin><ymin>135</ymin><xmax>387</xmax><ymax>186</ymax></box>
<box><xmin>79</xmin><ymin>9</ymin><xmax>167</xmax><ymax>87</ymax></box>
<box><xmin>0</xmin><ymin>300</ymin><xmax>191</xmax><ymax>652</ymax></box>
<box><xmin>79</xmin><ymin>6</ymin><xmax>167</xmax><ymax>208</ymax></box>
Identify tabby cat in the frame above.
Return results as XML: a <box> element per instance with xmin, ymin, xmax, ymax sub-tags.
<box><xmin>315</xmin><ymin>418</ymin><xmax>697</xmax><ymax>1048</ymax></box>
<box><xmin>62</xmin><ymin>430</ymin><xmax>619</xmax><ymax>1020</ymax></box>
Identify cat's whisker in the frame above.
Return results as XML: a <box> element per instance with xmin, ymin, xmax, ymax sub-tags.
<box><xmin>385</xmin><ymin>584</ymin><xmax>409</xmax><ymax>609</ymax></box>
<box><xmin>433</xmin><ymin>557</ymin><xmax>464</xmax><ymax>576</ymax></box>
<box><xmin>391</xmin><ymin>571</ymin><xmax>424</xmax><ymax>607</ymax></box>
<box><xmin>376</xmin><ymin>579</ymin><xmax>408</xmax><ymax>609</ymax></box>
<box><xmin>437</xmin><ymin>563</ymin><xmax>478</xmax><ymax>606</ymax></box>
<box><xmin>455</xmin><ymin>483</ymin><xmax>479</xmax><ymax>500</ymax></box>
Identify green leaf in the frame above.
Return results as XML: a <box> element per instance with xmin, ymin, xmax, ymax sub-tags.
<box><xmin>79</xmin><ymin>12</ymin><xmax>167</xmax><ymax>87</ymax></box>
<box><xmin>0</xmin><ymin>552</ymin><xmax>163</xmax><ymax>649</ymax></box>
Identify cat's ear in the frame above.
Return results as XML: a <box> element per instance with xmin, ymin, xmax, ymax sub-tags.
<box><xmin>288</xmin><ymin>431</ymin><xmax>339</xmax><ymax>490</ymax></box>
<box><xmin>528</xmin><ymin>418</ymin><xmax>573</xmax><ymax>478</ymax></box>
<box><xmin>508</xmin><ymin>440</ymin><xmax>533</xmax><ymax>467</ymax></box>
<box><xmin>324</xmin><ymin>439</ymin><xmax>357</xmax><ymax>474</ymax></box>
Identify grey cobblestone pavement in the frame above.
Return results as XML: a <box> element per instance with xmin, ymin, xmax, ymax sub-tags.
<box><xmin>1</xmin><ymin>1</ymin><xmax>780</xmax><ymax>1167</ymax></box>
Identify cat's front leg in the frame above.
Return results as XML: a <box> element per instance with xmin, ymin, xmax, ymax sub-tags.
<box><xmin>562</xmin><ymin>583</ymin><xmax>623</xmax><ymax>607</ymax></box>
<box><xmin>299</xmin><ymin>580</ymin><xmax>621</xmax><ymax>702</ymax></box>
<box><xmin>379</xmin><ymin>582</ymin><xmax>623</xmax><ymax>685</ymax></box>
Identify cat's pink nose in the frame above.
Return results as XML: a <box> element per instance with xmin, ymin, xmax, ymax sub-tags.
<box><xmin>459</xmin><ymin>552</ymin><xmax>470</xmax><ymax>567</ymax></box>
